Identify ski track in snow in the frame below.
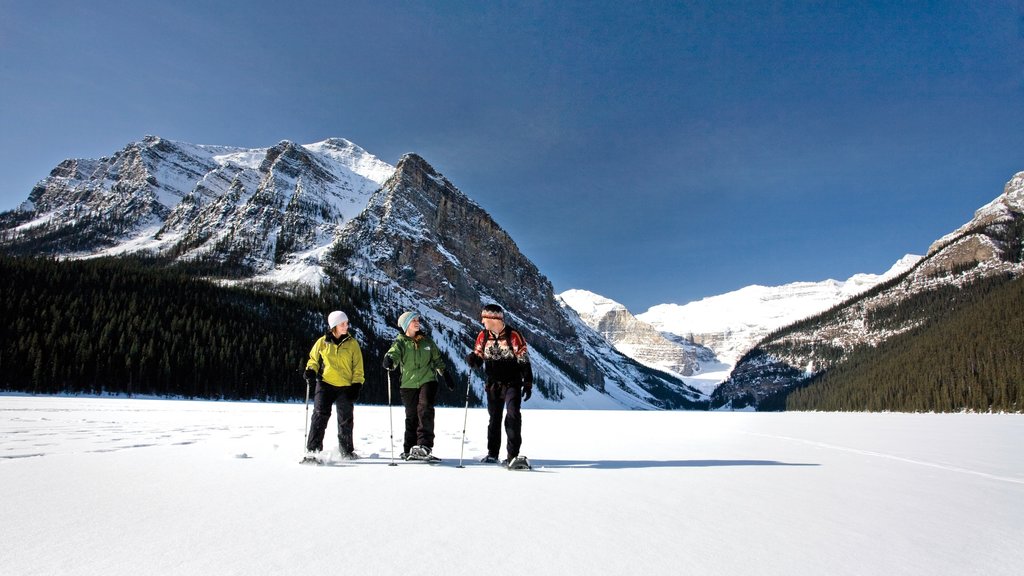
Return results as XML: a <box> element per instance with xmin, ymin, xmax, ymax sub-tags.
<box><xmin>742</xmin><ymin>431</ymin><xmax>1024</xmax><ymax>486</ymax></box>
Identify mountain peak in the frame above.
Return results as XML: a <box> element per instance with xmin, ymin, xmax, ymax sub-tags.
<box><xmin>559</xmin><ymin>289</ymin><xmax>627</xmax><ymax>318</ymax></box>
<box><xmin>318</xmin><ymin>137</ymin><xmax>357</xmax><ymax>149</ymax></box>
<box><xmin>395</xmin><ymin>153</ymin><xmax>438</xmax><ymax>177</ymax></box>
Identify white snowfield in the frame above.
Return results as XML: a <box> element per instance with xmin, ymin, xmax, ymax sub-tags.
<box><xmin>2</xmin><ymin>396</ymin><xmax>1021</xmax><ymax>576</ymax></box>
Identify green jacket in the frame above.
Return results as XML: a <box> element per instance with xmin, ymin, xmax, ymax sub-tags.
<box><xmin>386</xmin><ymin>332</ymin><xmax>446</xmax><ymax>389</ymax></box>
<box><xmin>307</xmin><ymin>333</ymin><xmax>364</xmax><ymax>387</ymax></box>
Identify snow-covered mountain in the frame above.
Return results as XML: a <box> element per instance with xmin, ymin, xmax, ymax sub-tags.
<box><xmin>559</xmin><ymin>289</ymin><xmax>717</xmax><ymax>376</ymax></box>
<box><xmin>715</xmin><ymin>172</ymin><xmax>1024</xmax><ymax>408</ymax></box>
<box><xmin>0</xmin><ymin>136</ymin><xmax>706</xmax><ymax>410</ymax></box>
<box><xmin>558</xmin><ymin>259</ymin><xmax>916</xmax><ymax>397</ymax></box>
<box><xmin>637</xmin><ymin>255</ymin><xmax>921</xmax><ymax>365</ymax></box>
<box><xmin>2</xmin><ymin>136</ymin><xmax>392</xmax><ymax>285</ymax></box>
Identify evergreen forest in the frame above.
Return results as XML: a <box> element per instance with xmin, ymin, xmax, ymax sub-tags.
<box><xmin>4</xmin><ymin>252</ymin><xmax>1021</xmax><ymax>412</ymax></box>
<box><xmin>782</xmin><ymin>273</ymin><xmax>1024</xmax><ymax>412</ymax></box>
<box><xmin>0</xmin><ymin>255</ymin><xmax>474</xmax><ymax>406</ymax></box>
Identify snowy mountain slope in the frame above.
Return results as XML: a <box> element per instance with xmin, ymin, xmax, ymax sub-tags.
<box><xmin>638</xmin><ymin>255</ymin><xmax>921</xmax><ymax>365</ymax></box>
<box><xmin>559</xmin><ymin>289</ymin><xmax>718</xmax><ymax>388</ymax></box>
<box><xmin>3</xmin><ymin>136</ymin><xmax>393</xmax><ymax>281</ymax></box>
<box><xmin>716</xmin><ymin>171</ymin><xmax>1024</xmax><ymax>409</ymax></box>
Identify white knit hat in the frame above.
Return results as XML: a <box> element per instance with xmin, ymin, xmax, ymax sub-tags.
<box><xmin>328</xmin><ymin>310</ymin><xmax>349</xmax><ymax>329</ymax></box>
<box><xmin>398</xmin><ymin>311</ymin><xmax>420</xmax><ymax>332</ymax></box>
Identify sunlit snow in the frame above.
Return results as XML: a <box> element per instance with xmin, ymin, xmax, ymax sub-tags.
<box><xmin>2</xmin><ymin>396</ymin><xmax>1020</xmax><ymax>576</ymax></box>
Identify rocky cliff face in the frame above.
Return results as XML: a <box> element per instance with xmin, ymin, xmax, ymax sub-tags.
<box><xmin>344</xmin><ymin>155</ymin><xmax>571</xmax><ymax>331</ymax></box>
<box><xmin>714</xmin><ymin>172</ymin><xmax>1024</xmax><ymax>409</ymax></box>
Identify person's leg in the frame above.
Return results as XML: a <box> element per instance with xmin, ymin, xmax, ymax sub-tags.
<box><xmin>306</xmin><ymin>383</ymin><xmax>333</xmax><ymax>452</ymax></box>
<box><xmin>485</xmin><ymin>384</ymin><xmax>504</xmax><ymax>458</ymax></box>
<box><xmin>400</xmin><ymin>388</ymin><xmax>418</xmax><ymax>454</ymax></box>
<box><xmin>416</xmin><ymin>381</ymin><xmax>438</xmax><ymax>449</ymax></box>
<box><xmin>336</xmin><ymin>389</ymin><xmax>355</xmax><ymax>455</ymax></box>
<box><xmin>503</xmin><ymin>385</ymin><xmax>523</xmax><ymax>459</ymax></box>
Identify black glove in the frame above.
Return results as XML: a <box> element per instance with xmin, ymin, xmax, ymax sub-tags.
<box><xmin>304</xmin><ymin>369</ymin><xmax>318</xmax><ymax>395</ymax></box>
<box><xmin>383</xmin><ymin>355</ymin><xmax>396</xmax><ymax>371</ymax></box>
<box><xmin>440</xmin><ymin>370</ymin><xmax>455</xmax><ymax>392</ymax></box>
<box><xmin>465</xmin><ymin>352</ymin><xmax>483</xmax><ymax>369</ymax></box>
<box><xmin>348</xmin><ymin>383</ymin><xmax>362</xmax><ymax>401</ymax></box>
<box><xmin>522</xmin><ymin>384</ymin><xmax>532</xmax><ymax>402</ymax></box>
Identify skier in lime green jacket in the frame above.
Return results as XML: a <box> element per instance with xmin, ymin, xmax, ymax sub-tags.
<box><xmin>304</xmin><ymin>310</ymin><xmax>364</xmax><ymax>459</ymax></box>
<box><xmin>383</xmin><ymin>311</ymin><xmax>454</xmax><ymax>460</ymax></box>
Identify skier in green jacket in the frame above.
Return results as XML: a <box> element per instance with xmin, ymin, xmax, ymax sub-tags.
<box><xmin>383</xmin><ymin>311</ymin><xmax>454</xmax><ymax>460</ymax></box>
<box><xmin>304</xmin><ymin>310</ymin><xmax>364</xmax><ymax>460</ymax></box>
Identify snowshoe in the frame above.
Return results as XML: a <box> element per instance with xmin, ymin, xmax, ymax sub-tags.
<box><xmin>480</xmin><ymin>455</ymin><xmax>500</xmax><ymax>464</ymax></box>
<box><xmin>506</xmin><ymin>455</ymin><xmax>532</xmax><ymax>470</ymax></box>
<box><xmin>339</xmin><ymin>451</ymin><xmax>360</xmax><ymax>461</ymax></box>
<box><xmin>300</xmin><ymin>452</ymin><xmax>325</xmax><ymax>466</ymax></box>
<box><xmin>408</xmin><ymin>445</ymin><xmax>431</xmax><ymax>459</ymax></box>
<box><xmin>406</xmin><ymin>445</ymin><xmax>442</xmax><ymax>463</ymax></box>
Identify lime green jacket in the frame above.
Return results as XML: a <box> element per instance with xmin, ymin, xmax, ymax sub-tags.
<box><xmin>386</xmin><ymin>332</ymin><xmax>446</xmax><ymax>389</ymax></box>
<box><xmin>307</xmin><ymin>333</ymin><xmax>364</xmax><ymax>387</ymax></box>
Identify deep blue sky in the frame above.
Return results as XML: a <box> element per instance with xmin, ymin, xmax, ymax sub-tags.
<box><xmin>2</xmin><ymin>1</ymin><xmax>1022</xmax><ymax>312</ymax></box>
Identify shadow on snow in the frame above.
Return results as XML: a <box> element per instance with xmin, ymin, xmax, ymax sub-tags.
<box><xmin>533</xmin><ymin>459</ymin><xmax>820</xmax><ymax>470</ymax></box>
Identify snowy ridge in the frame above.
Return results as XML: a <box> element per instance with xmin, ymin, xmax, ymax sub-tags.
<box><xmin>6</xmin><ymin>135</ymin><xmax>395</xmax><ymax>283</ymax></box>
<box><xmin>929</xmin><ymin>171</ymin><xmax>1024</xmax><ymax>254</ymax></box>
<box><xmin>637</xmin><ymin>255</ymin><xmax>921</xmax><ymax>365</ymax></box>
<box><xmin>559</xmin><ymin>289</ymin><xmax>625</xmax><ymax>321</ymax></box>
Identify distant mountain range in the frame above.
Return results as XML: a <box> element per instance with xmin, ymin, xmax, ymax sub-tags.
<box><xmin>637</xmin><ymin>255</ymin><xmax>921</xmax><ymax>364</ymax></box>
<box><xmin>560</xmin><ymin>175</ymin><xmax>1022</xmax><ymax>411</ymax></box>
<box><xmin>558</xmin><ymin>256</ymin><xmax>918</xmax><ymax>396</ymax></box>
<box><xmin>716</xmin><ymin>173</ymin><xmax>1024</xmax><ymax>409</ymax></box>
<box><xmin>0</xmin><ymin>136</ymin><xmax>704</xmax><ymax>409</ymax></box>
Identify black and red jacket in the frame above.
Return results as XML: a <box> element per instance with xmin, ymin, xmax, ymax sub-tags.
<box><xmin>473</xmin><ymin>327</ymin><xmax>533</xmax><ymax>386</ymax></box>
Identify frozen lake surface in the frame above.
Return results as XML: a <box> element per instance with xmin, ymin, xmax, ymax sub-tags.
<box><xmin>2</xmin><ymin>396</ymin><xmax>1021</xmax><ymax>576</ymax></box>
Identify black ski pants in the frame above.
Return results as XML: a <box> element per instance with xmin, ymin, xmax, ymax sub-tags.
<box><xmin>486</xmin><ymin>383</ymin><xmax>522</xmax><ymax>459</ymax></box>
<box><xmin>306</xmin><ymin>383</ymin><xmax>356</xmax><ymax>454</ymax></box>
<box><xmin>400</xmin><ymin>381</ymin><xmax>437</xmax><ymax>453</ymax></box>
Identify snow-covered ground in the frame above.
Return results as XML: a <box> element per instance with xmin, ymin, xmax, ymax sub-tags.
<box><xmin>2</xmin><ymin>396</ymin><xmax>1021</xmax><ymax>576</ymax></box>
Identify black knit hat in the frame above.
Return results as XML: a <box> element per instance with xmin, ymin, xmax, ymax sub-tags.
<box><xmin>481</xmin><ymin>303</ymin><xmax>504</xmax><ymax>320</ymax></box>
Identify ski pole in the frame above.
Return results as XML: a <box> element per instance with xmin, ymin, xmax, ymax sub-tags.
<box><xmin>303</xmin><ymin>371</ymin><xmax>311</xmax><ymax>451</ymax></box>
<box><xmin>457</xmin><ymin>375</ymin><xmax>472</xmax><ymax>468</ymax></box>
<box><xmin>386</xmin><ymin>368</ymin><xmax>397</xmax><ymax>466</ymax></box>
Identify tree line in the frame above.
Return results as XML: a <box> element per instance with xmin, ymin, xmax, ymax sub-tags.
<box><xmin>0</xmin><ymin>254</ymin><xmax>476</xmax><ymax>406</ymax></box>
<box><xmin>783</xmin><ymin>273</ymin><xmax>1024</xmax><ymax>412</ymax></box>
